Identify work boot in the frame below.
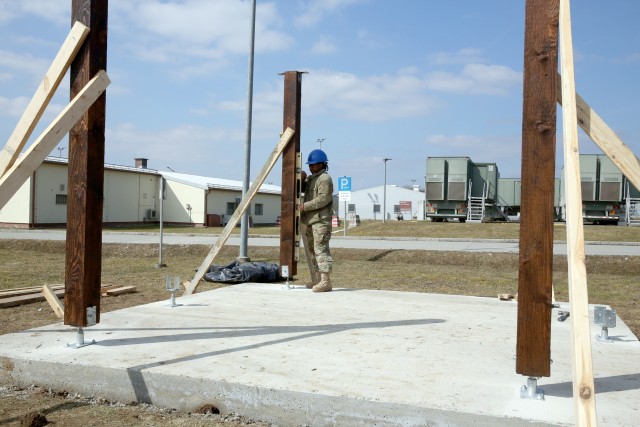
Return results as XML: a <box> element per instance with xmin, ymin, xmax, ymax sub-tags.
<box><xmin>306</xmin><ymin>271</ymin><xmax>320</xmax><ymax>289</ymax></box>
<box><xmin>312</xmin><ymin>273</ymin><xmax>332</xmax><ymax>293</ymax></box>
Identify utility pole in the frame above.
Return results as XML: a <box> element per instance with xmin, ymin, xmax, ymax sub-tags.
<box><xmin>239</xmin><ymin>0</ymin><xmax>256</xmax><ymax>263</ymax></box>
<box><xmin>383</xmin><ymin>158</ymin><xmax>391</xmax><ymax>223</ymax></box>
<box><xmin>238</xmin><ymin>0</ymin><xmax>256</xmax><ymax>262</ymax></box>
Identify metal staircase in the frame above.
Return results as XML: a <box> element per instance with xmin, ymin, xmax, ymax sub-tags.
<box><xmin>466</xmin><ymin>181</ymin><xmax>486</xmax><ymax>223</ymax></box>
<box><xmin>625</xmin><ymin>182</ymin><xmax>640</xmax><ymax>226</ymax></box>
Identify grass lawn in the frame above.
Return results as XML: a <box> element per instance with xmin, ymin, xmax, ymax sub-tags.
<box><xmin>1</xmin><ymin>229</ymin><xmax>638</xmax><ymax>338</ymax></box>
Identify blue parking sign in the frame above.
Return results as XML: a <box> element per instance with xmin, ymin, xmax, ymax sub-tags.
<box><xmin>338</xmin><ymin>176</ymin><xmax>352</xmax><ymax>192</ymax></box>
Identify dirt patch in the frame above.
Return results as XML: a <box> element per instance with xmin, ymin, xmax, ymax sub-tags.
<box><xmin>0</xmin><ymin>385</ymin><xmax>271</xmax><ymax>427</ymax></box>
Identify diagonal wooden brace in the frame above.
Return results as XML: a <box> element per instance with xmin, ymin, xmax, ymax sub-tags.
<box><xmin>0</xmin><ymin>71</ymin><xmax>110</xmax><ymax>210</ymax></box>
<box><xmin>184</xmin><ymin>127</ymin><xmax>295</xmax><ymax>295</ymax></box>
<box><xmin>0</xmin><ymin>21</ymin><xmax>89</xmax><ymax>177</ymax></box>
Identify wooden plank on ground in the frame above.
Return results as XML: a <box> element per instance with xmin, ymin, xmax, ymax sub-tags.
<box><xmin>0</xmin><ymin>71</ymin><xmax>110</xmax><ymax>210</ymax></box>
<box><xmin>0</xmin><ymin>288</ymin><xmax>64</xmax><ymax>309</ymax></box>
<box><xmin>559</xmin><ymin>0</ymin><xmax>598</xmax><ymax>424</ymax></box>
<box><xmin>0</xmin><ymin>22</ymin><xmax>89</xmax><ymax>178</ymax></box>
<box><xmin>556</xmin><ymin>73</ymin><xmax>640</xmax><ymax>192</ymax></box>
<box><xmin>103</xmin><ymin>286</ymin><xmax>137</xmax><ymax>296</ymax></box>
<box><xmin>43</xmin><ymin>284</ymin><xmax>64</xmax><ymax>318</ymax></box>
<box><xmin>0</xmin><ymin>285</ymin><xmax>116</xmax><ymax>308</ymax></box>
<box><xmin>0</xmin><ymin>284</ymin><xmax>64</xmax><ymax>298</ymax></box>
<box><xmin>184</xmin><ymin>127</ymin><xmax>295</xmax><ymax>295</ymax></box>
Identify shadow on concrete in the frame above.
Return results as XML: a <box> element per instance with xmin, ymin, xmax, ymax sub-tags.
<box><xmin>543</xmin><ymin>373</ymin><xmax>640</xmax><ymax>398</ymax></box>
<box><xmin>120</xmin><ymin>318</ymin><xmax>445</xmax><ymax>404</ymax></box>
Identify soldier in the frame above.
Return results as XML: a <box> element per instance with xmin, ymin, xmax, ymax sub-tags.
<box><xmin>300</xmin><ymin>149</ymin><xmax>334</xmax><ymax>292</ymax></box>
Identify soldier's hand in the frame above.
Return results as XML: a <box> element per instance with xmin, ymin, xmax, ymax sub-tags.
<box><xmin>299</xmin><ymin>203</ymin><xmax>305</xmax><ymax>212</ymax></box>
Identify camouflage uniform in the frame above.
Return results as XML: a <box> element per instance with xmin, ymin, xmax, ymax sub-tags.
<box><xmin>301</xmin><ymin>170</ymin><xmax>334</xmax><ymax>274</ymax></box>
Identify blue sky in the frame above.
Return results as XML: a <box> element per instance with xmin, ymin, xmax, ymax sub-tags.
<box><xmin>1</xmin><ymin>1</ymin><xmax>639</xmax><ymax>191</ymax></box>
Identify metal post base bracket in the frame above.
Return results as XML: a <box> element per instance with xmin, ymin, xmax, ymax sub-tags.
<box><xmin>66</xmin><ymin>327</ymin><xmax>96</xmax><ymax>349</ymax></box>
<box><xmin>520</xmin><ymin>377</ymin><xmax>545</xmax><ymax>400</ymax></box>
<box><xmin>166</xmin><ymin>275</ymin><xmax>183</xmax><ymax>308</ymax></box>
<box><xmin>281</xmin><ymin>265</ymin><xmax>293</xmax><ymax>290</ymax></box>
<box><xmin>594</xmin><ymin>305</ymin><xmax>616</xmax><ymax>343</ymax></box>
<box><xmin>597</xmin><ymin>327</ymin><xmax>614</xmax><ymax>343</ymax></box>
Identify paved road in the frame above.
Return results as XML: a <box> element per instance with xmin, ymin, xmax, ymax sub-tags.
<box><xmin>1</xmin><ymin>229</ymin><xmax>638</xmax><ymax>256</ymax></box>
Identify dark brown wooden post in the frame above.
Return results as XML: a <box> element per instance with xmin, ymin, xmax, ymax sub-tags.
<box><xmin>64</xmin><ymin>0</ymin><xmax>108</xmax><ymax>327</ymax></box>
<box><xmin>279</xmin><ymin>71</ymin><xmax>303</xmax><ymax>277</ymax></box>
<box><xmin>516</xmin><ymin>0</ymin><xmax>559</xmax><ymax>377</ymax></box>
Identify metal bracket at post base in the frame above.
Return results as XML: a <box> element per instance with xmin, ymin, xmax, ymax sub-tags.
<box><xmin>597</xmin><ymin>326</ymin><xmax>614</xmax><ymax>343</ymax></box>
<box><xmin>166</xmin><ymin>275</ymin><xmax>183</xmax><ymax>308</ymax></box>
<box><xmin>594</xmin><ymin>305</ymin><xmax>616</xmax><ymax>343</ymax></box>
<box><xmin>281</xmin><ymin>265</ymin><xmax>293</xmax><ymax>290</ymax></box>
<box><xmin>66</xmin><ymin>327</ymin><xmax>96</xmax><ymax>349</ymax></box>
<box><xmin>520</xmin><ymin>377</ymin><xmax>545</xmax><ymax>400</ymax></box>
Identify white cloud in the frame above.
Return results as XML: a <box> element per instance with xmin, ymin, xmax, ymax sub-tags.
<box><xmin>20</xmin><ymin>0</ymin><xmax>68</xmax><ymax>26</ymax></box>
<box><xmin>0</xmin><ymin>0</ymin><xmax>68</xmax><ymax>26</ymax></box>
<box><xmin>307</xmin><ymin>70</ymin><xmax>436</xmax><ymax>121</ymax></box>
<box><xmin>427</xmin><ymin>48</ymin><xmax>486</xmax><ymax>66</ymax></box>
<box><xmin>295</xmin><ymin>0</ymin><xmax>368</xmax><ymax>28</ymax></box>
<box><xmin>0</xmin><ymin>49</ymin><xmax>50</xmax><ymax>78</ymax></box>
<box><xmin>106</xmin><ymin>122</ymin><xmax>245</xmax><ymax>172</ymax></box>
<box><xmin>218</xmin><ymin>60</ymin><xmax>521</xmax><ymax>125</ymax></box>
<box><xmin>0</xmin><ymin>96</ymin><xmax>30</xmax><ymax>118</ymax></box>
<box><xmin>312</xmin><ymin>37</ymin><xmax>338</xmax><ymax>54</ymax></box>
<box><xmin>111</xmin><ymin>0</ymin><xmax>293</xmax><ymax>65</ymax></box>
<box><xmin>425</xmin><ymin>64</ymin><xmax>521</xmax><ymax>95</ymax></box>
<box><xmin>356</xmin><ymin>29</ymin><xmax>388</xmax><ymax>49</ymax></box>
<box><xmin>231</xmin><ymin>69</ymin><xmax>438</xmax><ymax>123</ymax></box>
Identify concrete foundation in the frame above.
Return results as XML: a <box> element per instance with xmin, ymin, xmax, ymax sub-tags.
<box><xmin>1</xmin><ymin>284</ymin><xmax>638</xmax><ymax>426</ymax></box>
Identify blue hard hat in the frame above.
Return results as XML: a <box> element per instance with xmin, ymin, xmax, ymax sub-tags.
<box><xmin>306</xmin><ymin>149</ymin><xmax>328</xmax><ymax>164</ymax></box>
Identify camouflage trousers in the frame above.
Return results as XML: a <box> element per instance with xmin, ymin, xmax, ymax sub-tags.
<box><xmin>302</xmin><ymin>221</ymin><xmax>333</xmax><ymax>274</ymax></box>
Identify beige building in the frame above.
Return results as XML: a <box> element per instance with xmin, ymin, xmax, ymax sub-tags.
<box><xmin>0</xmin><ymin>157</ymin><xmax>281</xmax><ymax>228</ymax></box>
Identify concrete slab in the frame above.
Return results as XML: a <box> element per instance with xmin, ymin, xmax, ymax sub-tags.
<box><xmin>0</xmin><ymin>284</ymin><xmax>638</xmax><ymax>426</ymax></box>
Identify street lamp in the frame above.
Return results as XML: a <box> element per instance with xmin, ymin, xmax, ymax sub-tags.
<box><xmin>317</xmin><ymin>138</ymin><xmax>325</xmax><ymax>149</ymax></box>
<box><xmin>57</xmin><ymin>147</ymin><xmax>65</xmax><ymax>158</ymax></box>
<box><xmin>383</xmin><ymin>158</ymin><xmax>392</xmax><ymax>223</ymax></box>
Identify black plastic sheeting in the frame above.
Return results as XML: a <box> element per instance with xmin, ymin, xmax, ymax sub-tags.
<box><xmin>203</xmin><ymin>260</ymin><xmax>281</xmax><ymax>283</ymax></box>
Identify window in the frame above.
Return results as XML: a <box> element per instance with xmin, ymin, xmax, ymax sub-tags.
<box><xmin>55</xmin><ymin>194</ymin><xmax>67</xmax><ymax>205</ymax></box>
<box><xmin>254</xmin><ymin>203</ymin><xmax>263</xmax><ymax>216</ymax></box>
<box><xmin>226</xmin><ymin>202</ymin><xmax>235</xmax><ymax>215</ymax></box>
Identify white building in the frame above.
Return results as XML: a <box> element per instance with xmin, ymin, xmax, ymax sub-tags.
<box><xmin>342</xmin><ymin>185</ymin><xmax>425</xmax><ymax>221</ymax></box>
<box><xmin>0</xmin><ymin>157</ymin><xmax>281</xmax><ymax>228</ymax></box>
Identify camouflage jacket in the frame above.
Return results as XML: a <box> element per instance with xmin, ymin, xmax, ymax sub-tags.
<box><xmin>301</xmin><ymin>170</ymin><xmax>334</xmax><ymax>226</ymax></box>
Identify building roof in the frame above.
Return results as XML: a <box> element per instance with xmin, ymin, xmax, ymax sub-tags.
<box><xmin>43</xmin><ymin>157</ymin><xmax>281</xmax><ymax>195</ymax></box>
<box><xmin>160</xmin><ymin>171</ymin><xmax>281</xmax><ymax>194</ymax></box>
<box><xmin>45</xmin><ymin>156</ymin><xmax>160</xmax><ymax>176</ymax></box>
